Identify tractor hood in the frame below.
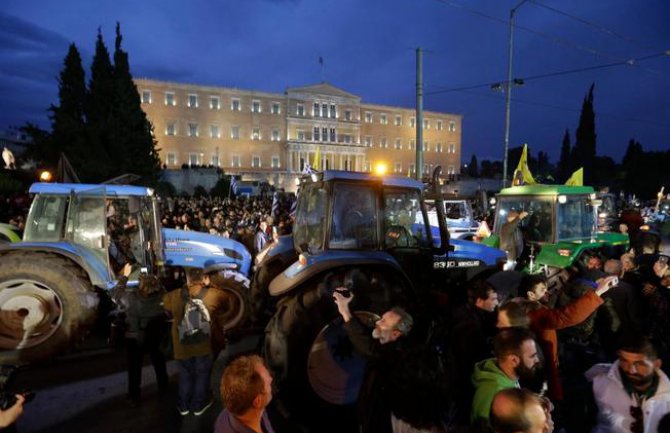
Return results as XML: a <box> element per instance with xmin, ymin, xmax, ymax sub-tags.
<box><xmin>161</xmin><ymin>228</ymin><xmax>251</xmax><ymax>275</ymax></box>
<box><xmin>447</xmin><ymin>238</ymin><xmax>507</xmax><ymax>267</ymax></box>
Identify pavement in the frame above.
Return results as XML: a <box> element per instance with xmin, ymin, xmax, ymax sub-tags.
<box><xmin>12</xmin><ymin>333</ymin><xmax>262</xmax><ymax>433</ymax></box>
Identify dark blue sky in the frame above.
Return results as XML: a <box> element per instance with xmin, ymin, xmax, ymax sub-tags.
<box><xmin>1</xmin><ymin>0</ymin><xmax>668</xmax><ymax>163</ymax></box>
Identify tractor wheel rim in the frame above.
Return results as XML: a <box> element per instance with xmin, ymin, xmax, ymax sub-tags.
<box><xmin>217</xmin><ymin>288</ymin><xmax>245</xmax><ymax>330</ymax></box>
<box><xmin>0</xmin><ymin>279</ymin><xmax>64</xmax><ymax>350</ymax></box>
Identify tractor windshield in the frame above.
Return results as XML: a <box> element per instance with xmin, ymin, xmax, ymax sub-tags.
<box><xmin>329</xmin><ymin>183</ymin><xmax>377</xmax><ymax>250</ymax></box>
<box><xmin>444</xmin><ymin>201</ymin><xmax>468</xmax><ymax>220</ymax></box>
<box><xmin>24</xmin><ymin>195</ymin><xmax>68</xmax><ymax>242</ymax></box>
<box><xmin>294</xmin><ymin>183</ymin><xmax>328</xmax><ymax>254</ymax></box>
<box><xmin>496</xmin><ymin>197</ymin><xmax>554</xmax><ymax>244</ymax></box>
<box><xmin>557</xmin><ymin>196</ymin><xmax>594</xmax><ymax>241</ymax></box>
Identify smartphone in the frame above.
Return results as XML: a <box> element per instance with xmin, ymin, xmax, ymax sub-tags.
<box><xmin>140</xmin><ymin>267</ymin><xmax>148</xmax><ymax>275</ymax></box>
<box><xmin>659</xmin><ymin>255</ymin><xmax>669</xmax><ymax>265</ymax></box>
<box><xmin>608</xmin><ymin>277</ymin><xmax>619</xmax><ymax>288</ymax></box>
<box><xmin>335</xmin><ymin>288</ymin><xmax>352</xmax><ymax>298</ymax></box>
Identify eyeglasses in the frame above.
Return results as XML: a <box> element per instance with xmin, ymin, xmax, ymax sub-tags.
<box><xmin>630</xmin><ymin>405</ymin><xmax>643</xmax><ymax>433</ymax></box>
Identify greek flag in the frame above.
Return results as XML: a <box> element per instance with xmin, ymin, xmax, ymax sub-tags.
<box><xmin>230</xmin><ymin>176</ymin><xmax>238</xmax><ymax>195</ymax></box>
<box><xmin>271</xmin><ymin>191</ymin><xmax>279</xmax><ymax>218</ymax></box>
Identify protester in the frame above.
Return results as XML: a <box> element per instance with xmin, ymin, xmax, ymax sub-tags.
<box><xmin>490</xmin><ymin>388</ymin><xmax>554</xmax><ymax>433</ymax></box>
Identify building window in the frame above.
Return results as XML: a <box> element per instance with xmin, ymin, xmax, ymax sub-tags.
<box><xmin>188</xmin><ymin>123</ymin><xmax>198</xmax><ymax>137</ymax></box>
<box><xmin>271</xmin><ymin>155</ymin><xmax>280</xmax><ymax>169</ymax></box>
<box><xmin>188</xmin><ymin>94</ymin><xmax>198</xmax><ymax>108</ymax></box>
<box><xmin>424</xmin><ymin>164</ymin><xmax>429</xmax><ymax>173</ymax></box>
<box><xmin>448</xmin><ymin>165</ymin><xmax>455</xmax><ymax>175</ymax></box>
<box><xmin>424</xmin><ymin>141</ymin><xmax>430</xmax><ymax>152</ymax></box>
<box><xmin>297</xmin><ymin>129</ymin><xmax>305</xmax><ymax>141</ymax></box>
<box><xmin>166</xmin><ymin>152</ymin><xmax>176</xmax><ymax>166</ymax></box>
<box><xmin>380</xmin><ymin>114</ymin><xmax>388</xmax><ymax>125</ymax></box>
<box><xmin>409</xmin><ymin>163</ymin><xmax>415</xmax><ymax>174</ymax></box>
<box><xmin>252</xmin><ymin>155</ymin><xmax>261</xmax><ymax>168</ymax></box>
<box><xmin>424</xmin><ymin>119</ymin><xmax>430</xmax><ymax>129</ymax></box>
<box><xmin>232</xmin><ymin>155</ymin><xmax>241</xmax><ymax>167</ymax></box>
<box><xmin>410</xmin><ymin>117</ymin><xmax>416</xmax><ymax>128</ymax></box>
<box><xmin>210</xmin><ymin>125</ymin><xmax>220</xmax><ymax>139</ymax></box>
<box><xmin>437</xmin><ymin>120</ymin><xmax>443</xmax><ymax>131</ymax></box>
<box><xmin>409</xmin><ymin>139</ymin><xmax>415</xmax><ymax>150</ymax></box>
<box><xmin>210</xmin><ymin>96</ymin><xmax>220</xmax><ymax>110</ymax></box>
<box><xmin>449</xmin><ymin>121</ymin><xmax>456</xmax><ymax>132</ymax></box>
<box><xmin>313</xmin><ymin>127</ymin><xmax>320</xmax><ymax>141</ymax></box>
<box><xmin>322</xmin><ymin>103</ymin><xmax>328</xmax><ymax>119</ymax></box>
<box><xmin>188</xmin><ymin>153</ymin><xmax>199</xmax><ymax>166</ymax></box>
<box><xmin>211</xmin><ymin>154</ymin><xmax>220</xmax><ymax>167</ymax></box>
<box><xmin>271</xmin><ymin>102</ymin><xmax>281</xmax><ymax>115</ymax></box>
<box><xmin>252</xmin><ymin>100</ymin><xmax>261</xmax><ymax>113</ymax></box>
<box><xmin>330</xmin><ymin>104</ymin><xmax>336</xmax><ymax>119</ymax></box>
<box><xmin>313</xmin><ymin>102</ymin><xmax>320</xmax><ymax>117</ymax></box>
<box><xmin>321</xmin><ymin>127</ymin><xmax>328</xmax><ymax>142</ymax></box>
<box><xmin>271</xmin><ymin>128</ymin><xmax>281</xmax><ymax>141</ymax></box>
<box><xmin>165</xmin><ymin>92</ymin><xmax>175</xmax><ymax>106</ymax></box>
<box><xmin>231</xmin><ymin>98</ymin><xmax>241</xmax><ymax>111</ymax></box>
<box><xmin>364</xmin><ymin>161</ymin><xmax>371</xmax><ymax>172</ymax></box>
<box><xmin>345</xmin><ymin>110</ymin><xmax>352</xmax><ymax>121</ymax></box>
<box><xmin>449</xmin><ymin>143</ymin><xmax>456</xmax><ymax>154</ymax></box>
<box><xmin>395</xmin><ymin>115</ymin><xmax>402</xmax><ymax>126</ymax></box>
<box><xmin>380</xmin><ymin>137</ymin><xmax>387</xmax><ymax>149</ymax></box>
<box><xmin>365</xmin><ymin>112</ymin><xmax>372</xmax><ymax>123</ymax></box>
<box><xmin>436</xmin><ymin>142</ymin><xmax>443</xmax><ymax>153</ymax></box>
<box><xmin>297</xmin><ymin>103</ymin><xmax>305</xmax><ymax>116</ymax></box>
<box><xmin>165</xmin><ymin>122</ymin><xmax>176</xmax><ymax>136</ymax></box>
<box><xmin>394</xmin><ymin>162</ymin><xmax>402</xmax><ymax>173</ymax></box>
<box><xmin>231</xmin><ymin>126</ymin><xmax>240</xmax><ymax>140</ymax></box>
<box><xmin>395</xmin><ymin>138</ymin><xmax>402</xmax><ymax>150</ymax></box>
<box><xmin>142</xmin><ymin>90</ymin><xmax>151</xmax><ymax>104</ymax></box>
<box><xmin>364</xmin><ymin>136</ymin><xmax>372</xmax><ymax>147</ymax></box>
<box><xmin>341</xmin><ymin>134</ymin><xmax>352</xmax><ymax>144</ymax></box>
<box><xmin>252</xmin><ymin>127</ymin><xmax>261</xmax><ymax>140</ymax></box>
<box><xmin>329</xmin><ymin>128</ymin><xmax>336</xmax><ymax>142</ymax></box>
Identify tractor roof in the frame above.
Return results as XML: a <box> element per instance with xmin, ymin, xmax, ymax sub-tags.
<box><xmin>315</xmin><ymin>170</ymin><xmax>423</xmax><ymax>189</ymax></box>
<box><xmin>498</xmin><ymin>184</ymin><xmax>595</xmax><ymax>197</ymax></box>
<box><xmin>29</xmin><ymin>183</ymin><xmax>154</xmax><ymax>197</ymax></box>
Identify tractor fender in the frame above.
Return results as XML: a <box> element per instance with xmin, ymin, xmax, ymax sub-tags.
<box><xmin>254</xmin><ymin>235</ymin><xmax>295</xmax><ymax>270</ymax></box>
<box><xmin>162</xmin><ymin>228</ymin><xmax>252</xmax><ymax>276</ymax></box>
<box><xmin>268</xmin><ymin>250</ymin><xmax>412</xmax><ymax>297</ymax></box>
<box><xmin>0</xmin><ymin>242</ymin><xmax>111</xmax><ymax>289</ymax></box>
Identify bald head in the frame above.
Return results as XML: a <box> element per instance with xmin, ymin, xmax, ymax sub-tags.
<box><xmin>490</xmin><ymin>388</ymin><xmax>551</xmax><ymax>433</ymax></box>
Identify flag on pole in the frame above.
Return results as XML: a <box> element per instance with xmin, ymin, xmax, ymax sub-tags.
<box><xmin>512</xmin><ymin>144</ymin><xmax>536</xmax><ymax>186</ymax></box>
<box><xmin>312</xmin><ymin>147</ymin><xmax>321</xmax><ymax>171</ymax></box>
<box><xmin>565</xmin><ymin>168</ymin><xmax>584</xmax><ymax>186</ymax></box>
<box><xmin>230</xmin><ymin>175</ymin><xmax>238</xmax><ymax>195</ymax></box>
<box><xmin>271</xmin><ymin>191</ymin><xmax>279</xmax><ymax>218</ymax></box>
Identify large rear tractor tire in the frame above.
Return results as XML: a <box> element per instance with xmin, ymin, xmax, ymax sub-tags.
<box><xmin>0</xmin><ymin>252</ymin><xmax>98</xmax><ymax>364</ymax></box>
<box><xmin>264</xmin><ymin>267</ymin><xmax>410</xmax><ymax>433</ymax></box>
<box><xmin>208</xmin><ymin>270</ymin><xmax>251</xmax><ymax>346</ymax></box>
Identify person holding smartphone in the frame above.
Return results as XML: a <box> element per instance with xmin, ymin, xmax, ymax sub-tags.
<box><xmin>0</xmin><ymin>394</ymin><xmax>24</xmax><ymax>428</ymax></box>
<box><xmin>641</xmin><ymin>255</ymin><xmax>670</xmax><ymax>376</ymax></box>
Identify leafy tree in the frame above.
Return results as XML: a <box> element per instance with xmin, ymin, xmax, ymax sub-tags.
<box><xmin>84</xmin><ymin>28</ymin><xmax>115</xmax><ymax>181</ymax></box>
<box><xmin>111</xmin><ymin>22</ymin><xmax>160</xmax><ymax>185</ymax></box>
<box><xmin>572</xmin><ymin>83</ymin><xmax>597</xmax><ymax>185</ymax></box>
<box><xmin>210</xmin><ymin>177</ymin><xmax>231</xmax><ymax>197</ymax></box>
<box><xmin>49</xmin><ymin>43</ymin><xmax>87</xmax><ymax>168</ymax></box>
<box><xmin>557</xmin><ymin>129</ymin><xmax>572</xmax><ymax>183</ymax></box>
<box><xmin>468</xmin><ymin>154</ymin><xmax>479</xmax><ymax>177</ymax></box>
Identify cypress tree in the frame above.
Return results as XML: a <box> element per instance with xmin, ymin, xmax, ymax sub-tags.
<box><xmin>557</xmin><ymin>129</ymin><xmax>572</xmax><ymax>183</ymax></box>
<box><xmin>85</xmin><ymin>28</ymin><xmax>115</xmax><ymax>181</ymax></box>
<box><xmin>468</xmin><ymin>154</ymin><xmax>478</xmax><ymax>177</ymax></box>
<box><xmin>573</xmin><ymin>83</ymin><xmax>597</xmax><ymax>185</ymax></box>
<box><xmin>112</xmin><ymin>22</ymin><xmax>160</xmax><ymax>184</ymax></box>
<box><xmin>49</xmin><ymin>43</ymin><xmax>87</xmax><ymax>168</ymax></box>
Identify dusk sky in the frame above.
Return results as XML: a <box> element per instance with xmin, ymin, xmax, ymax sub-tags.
<box><xmin>1</xmin><ymin>0</ymin><xmax>668</xmax><ymax>164</ymax></box>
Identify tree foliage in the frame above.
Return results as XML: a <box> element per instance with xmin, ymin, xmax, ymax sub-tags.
<box><xmin>572</xmin><ymin>83</ymin><xmax>597</xmax><ymax>185</ymax></box>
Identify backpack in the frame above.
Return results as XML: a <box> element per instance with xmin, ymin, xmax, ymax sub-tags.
<box><xmin>178</xmin><ymin>288</ymin><xmax>211</xmax><ymax>344</ymax></box>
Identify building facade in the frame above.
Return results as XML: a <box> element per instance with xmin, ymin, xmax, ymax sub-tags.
<box><xmin>135</xmin><ymin>79</ymin><xmax>462</xmax><ymax>189</ymax></box>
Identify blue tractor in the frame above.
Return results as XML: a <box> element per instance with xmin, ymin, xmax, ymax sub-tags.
<box><xmin>256</xmin><ymin>169</ymin><xmax>505</xmax><ymax>431</ymax></box>
<box><xmin>0</xmin><ymin>183</ymin><xmax>251</xmax><ymax>364</ymax></box>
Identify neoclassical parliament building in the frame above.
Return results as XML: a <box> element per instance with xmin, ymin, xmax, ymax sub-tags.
<box><xmin>136</xmin><ymin>78</ymin><xmax>462</xmax><ymax>189</ymax></box>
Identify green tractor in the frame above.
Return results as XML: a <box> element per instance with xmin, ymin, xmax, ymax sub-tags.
<box><xmin>481</xmin><ymin>184</ymin><xmax>629</xmax><ymax>290</ymax></box>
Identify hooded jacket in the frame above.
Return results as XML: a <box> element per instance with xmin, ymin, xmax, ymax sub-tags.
<box><xmin>471</xmin><ymin>358</ymin><xmax>519</xmax><ymax>426</ymax></box>
<box><xmin>587</xmin><ymin>361</ymin><xmax>670</xmax><ymax>433</ymax></box>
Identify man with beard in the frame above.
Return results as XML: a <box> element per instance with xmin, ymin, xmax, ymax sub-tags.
<box><xmin>471</xmin><ymin>327</ymin><xmax>542</xmax><ymax>431</ymax></box>
<box><xmin>333</xmin><ymin>289</ymin><xmax>413</xmax><ymax>433</ymax></box>
<box><xmin>513</xmin><ymin>274</ymin><xmax>617</xmax><ymax>402</ymax></box>
<box><xmin>587</xmin><ymin>336</ymin><xmax>670</xmax><ymax>433</ymax></box>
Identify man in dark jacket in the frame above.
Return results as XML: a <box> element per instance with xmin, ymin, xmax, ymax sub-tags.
<box><xmin>333</xmin><ymin>288</ymin><xmax>413</xmax><ymax>433</ymax></box>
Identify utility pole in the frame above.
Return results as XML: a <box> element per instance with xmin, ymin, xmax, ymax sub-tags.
<box><xmin>416</xmin><ymin>47</ymin><xmax>424</xmax><ymax>181</ymax></box>
<box><xmin>502</xmin><ymin>0</ymin><xmax>529</xmax><ymax>187</ymax></box>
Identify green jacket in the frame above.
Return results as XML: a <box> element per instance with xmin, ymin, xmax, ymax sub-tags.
<box><xmin>471</xmin><ymin>358</ymin><xmax>519</xmax><ymax>426</ymax></box>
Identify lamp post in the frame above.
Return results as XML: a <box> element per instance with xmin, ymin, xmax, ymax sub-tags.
<box><xmin>502</xmin><ymin>0</ymin><xmax>529</xmax><ymax>187</ymax></box>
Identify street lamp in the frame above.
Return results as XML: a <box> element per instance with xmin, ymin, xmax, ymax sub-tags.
<box><xmin>502</xmin><ymin>0</ymin><xmax>530</xmax><ymax>187</ymax></box>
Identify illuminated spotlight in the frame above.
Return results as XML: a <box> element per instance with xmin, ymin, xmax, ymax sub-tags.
<box><xmin>39</xmin><ymin>171</ymin><xmax>53</xmax><ymax>182</ymax></box>
<box><xmin>558</xmin><ymin>195</ymin><xmax>567</xmax><ymax>204</ymax></box>
<box><xmin>374</xmin><ymin>162</ymin><xmax>387</xmax><ymax>176</ymax></box>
